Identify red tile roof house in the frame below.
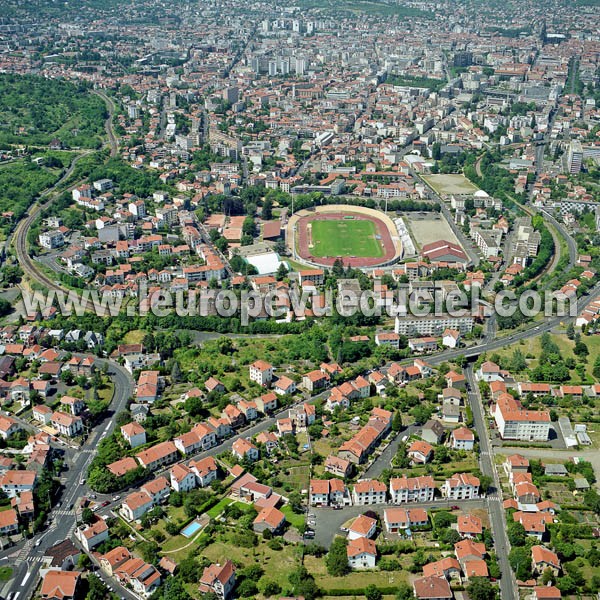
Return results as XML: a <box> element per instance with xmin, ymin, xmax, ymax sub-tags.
<box><xmin>441</xmin><ymin>473</ymin><xmax>480</xmax><ymax>500</ymax></box>
<box><xmin>532</xmin><ymin>545</ymin><xmax>561</xmax><ymax>576</ymax></box>
<box><xmin>412</xmin><ymin>575</ymin><xmax>453</xmax><ymax>600</ymax></box>
<box><xmin>0</xmin><ymin>508</ymin><xmax>18</xmax><ymax>536</ymax></box>
<box><xmin>347</xmin><ymin>514</ymin><xmax>377</xmax><ymax>540</ymax></box>
<box><xmin>120</xmin><ymin>490</ymin><xmax>154</xmax><ymax>521</ymax></box>
<box><xmin>253</xmin><ymin>506</ymin><xmax>286</xmax><ymax>534</ymax></box>
<box><xmin>457</xmin><ymin>513</ymin><xmax>483</xmax><ymax>538</ymax></box>
<box><xmin>199</xmin><ymin>560</ymin><xmax>236</xmax><ymax>599</ymax></box>
<box><xmin>255</xmin><ymin>391</ymin><xmax>279</xmax><ymax>412</ymax></box>
<box><xmin>189</xmin><ymin>456</ymin><xmax>219</xmax><ymax>487</ymax></box>
<box><xmin>41</xmin><ymin>570</ymin><xmax>81</xmax><ymax>600</ymax></box>
<box><xmin>324</xmin><ymin>455</ymin><xmax>352</xmax><ymax>478</ymax></box>
<box><xmin>389</xmin><ymin>475</ymin><xmax>436</xmax><ymax>504</ymax></box>
<box><xmin>423</xmin><ymin>557</ymin><xmax>462</xmax><ymax>580</ymax></box>
<box><xmin>302</xmin><ymin>369</ymin><xmax>330</xmax><ymax>393</ymax></box>
<box><xmin>170</xmin><ymin>463</ymin><xmax>197</xmax><ymax>493</ymax></box>
<box><xmin>454</xmin><ymin>539</ymin><xmax>486</xmax><ymax>564</ymax></box>
<box><xmin>100</xmin><ymin>546</ymin><xmax>131</xmax><ymax>576</ymax></box>
<box><xmin>75</xmin><ymin>518</ymin><xmax>109</xmax><ymax>552</ymax></box>
<box><xmin>533</xmin><ymin>586</ymin><xmax>561</xmax><ymax>600</ymax></box>
<box><xmin>347</xmin><ymin>537</ymin><xmax>377</xmax><ymax>569</ymax></box>
<box><xmin>249</xmin><ymin>360</ymin><xmax>274</xmax><ymax>386</ymax></box>
<box><xmin>352</xmin><ymin>479</ymin><xmax>387</xmax><ymax>505</ymax></box>
<box><xmin>135</xmin><ymin>441</ymin><xmax>178</xmax><ymax>470</ymax></box>
<box><xmin>232</xmin><ymin>438</ymin><xmax>259</xmax><ymax>462</ymax></box>
<box><xmin>107</xmin><ymin>457</ymin><xmax>139</xmax><ymax>478</ymax></box>
<box><xmin>407</xmin><ymin>440</ymin><xmax>434</xmax><ymax>464</ymax></box>
<box><xmin>451</xmin><ymin>427</ymin><xmax>475</xmax><ymax>450</ymax></box>
<box><xmin>383</xmin><ymin>507</ymin><xmax>428</xmax><ymax>533</ymax></box>
<box><xmin>120</xmin><ymin>422</ymin><xmax>146</xmax><ymax>448</ymax></box>
<box><xmin>116</xmin><ymin>557</ymin><xmax>161</xmax><ymax>597</ymax></box>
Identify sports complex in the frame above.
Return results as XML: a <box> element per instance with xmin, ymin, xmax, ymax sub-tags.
<box><xmin>287</xmin><ymin>205</ymin><xmax>402</xmax><ymax>268</ymax></box>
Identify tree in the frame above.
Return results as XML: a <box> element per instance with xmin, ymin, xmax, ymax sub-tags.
<box><xmin>466</xmin><ymin>577</ymin><xmax>496</xmax><ymax>600</ymax></box>
<box><xmin>178</xmin><ymin>557</ymin><xmax>201</xmax><ymax>583</ymax></box>
<box><xmin>566</xmin><ymin>322</ymin><xmax>575</xmax><ymax>340</ymax></box>
<box><xmin>365</xmin><ymin>585</ymin><xmax>382</xmax><ymax>600</ymax></box>
<box><xmin>0</xmin><ymin>298</ymin><xmax>12</xmax><ymax>317</ymax></box>
<box><xmin>433</xmin><ymin>511</ymin><xmax>456</xmax><ymax>530</ymax></box>
<box><xmin>260</xmin><ymin>581</ymin><xmax>281</xmax><ymax>597</ymax></box>
<box><xmin>288</xmin><ymin>491</ymin><xmax>304</xmax><ymax>514</ymax></box>
<box><xmin>237</xmin><ymin>580</ymin><xmax>258</xmax><ymax>597</ymax></box>
<box><xmin>288</xmin><ymin>567</ymin><xmax>319</xmax><ymax>600</ymax></box>
<box><xmin>509</xmin><ymin>546</ymin><xmax>531</xmax><ymax>580</ymax></box>
<box><xmin>262</xmin><ymin>198</ymin><xmax>273</xmax><ymax>220</ymax></box>
<box><xmin>326</xmin><ymin>537</ymin><xmax>349</xmax><ymax>576</ymax></box>
<box><xmin>171</xmin><ymin>361</ymin><xmax>182</xmax><ymax>383</ymax></box>
<box><xmin>392</xmin><ymin>412</ymin><xmax>403</xmax><ymax>432</ymax></box>
<box><xmin>81</xmin><ymin>507</ymin><xmax>95</xmax><ymax>525</ymax></box>
<box><xmin>276</xmin><ymin>262</ymin><xmax>288</xmax><ymax>281</ymax></box>
<box><xmin>86</xmin><ymin>574</ymin><xmax>109</xmax><ymax>600</ymax></box>
<box><xmin>479</xmin><ymin>474</ymin><xmax>493</xmax><ymax>494</ymax></box>
<box><xmin>396</xmin><ymin>583</ymin><xmax>415</xmax><ymax>600</ymax></box>
<box><xmin>507</xmin><ymin>521</ymin><xmax>527</xmax><ymax>546</ymax></box>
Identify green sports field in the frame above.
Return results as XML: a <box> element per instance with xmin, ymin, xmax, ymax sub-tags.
<box><xmin>309</xmin><ymin>218</ymin><xmax>384</xmax><ymax>258</ymax></box>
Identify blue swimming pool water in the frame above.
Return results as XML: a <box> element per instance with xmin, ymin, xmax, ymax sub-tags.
<box><xmin>181</xmin><ymin>521</ymin><xmax>202</xmax><ymax>537</ymax></box>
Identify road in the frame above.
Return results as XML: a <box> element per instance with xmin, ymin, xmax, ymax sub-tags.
<box><xmin>361</xmin><ymin>425</ymin><xmax>419</xmax><ymax>479</ymax></box>
<box><xmin>92</xmin><ymin>89</ymin><xmax>119</xmax><ymax>157</ymax></box>
<box><xmin>465</xmin><ymin>366</ymin><xmax>516</xmax><ymax>600</ymax></box>
<box><xmin>1</xmin><ymin>359</ymin><xmax>133</xmax><ymax>600</ymax></box>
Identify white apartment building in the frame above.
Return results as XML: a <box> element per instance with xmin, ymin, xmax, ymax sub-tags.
<box><xmin>389</xmin><ymin>475</ymin><xmax>436</xmax><ymax>503</ymax></box>
<box><xmin>494</xmin><ymin>393</ymin><xmax>551</xmax><ymax>441</ymax></box>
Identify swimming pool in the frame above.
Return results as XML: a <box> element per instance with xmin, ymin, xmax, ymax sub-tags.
<box><xmin>181</xmin><ymin>520</ymin><xmax>202</xmax><ymax>538</ymax></box>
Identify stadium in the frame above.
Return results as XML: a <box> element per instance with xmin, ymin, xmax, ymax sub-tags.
<box><xmin>287</xmin><ymin>205</ymin><xmax>402</xmax><ymax>269</ymax></box>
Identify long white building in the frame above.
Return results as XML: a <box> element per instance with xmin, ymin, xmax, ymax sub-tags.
<box><xmin>494</xmin><ymin>393</ymin><xmax>551</xmax><ymax>441</ymax></box>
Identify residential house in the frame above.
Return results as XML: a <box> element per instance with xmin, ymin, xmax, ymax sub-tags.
<box><xmin>353</xmin><ymin>479</ymin><xmax>387</xmax><ymax>505</ymax></box>
<box><xmin>347</xmin><ymin>537</ymin><xmax>377</xmax><ymax>569</ymax></box>
<box><xmin>249</xmin><ymin>360</ymin><xmax>273</xmax><ymax>387</ymax></box>
<box><xmin>253</xmin><ymin>506</ymin><xmax>286</xmax><ymax>534</ymax></box>
<box><xmin>232</xmin><ymin>438</ymin><xmax>259</xmax><ymax>462</ymax></box>
<box><xmin>75</xmin><ymin>519</ymin><xmax>110</xmax><ymax>552</ymax></box>
<box><xmin>189</xmin><ymin>456</ymin><xmax>219</xmax><ymax>487</ymax></box>
<box><xmin>389</xmin><ymin>475</ymin><xmax>436</xmax><ymax>503</ymax></box>
<box><xmin>121</xmin><ymin>422</ymin><xmax>147</xmax><ymax>448</ymax></box>
<box><xmin>383</xmin><ymin>507</ymin><xmax>429</xmax><ymax>533</ymax></box>
<box><xmin>199</xmin><ymin>561</ymin><xmax>236</xmax><ymax>600</ymax></box>
<box><xmin>40</xmin><ymin>571</ymin><xmax>81</xmax><ymax>600</ymax></box>
<box><xmin>451</xmin><ymin>427</ymin><xmax>475</xmax><ymax>450</ymax></box>
<box><xmin>136</xmin><ymin>441</ymin><xmax>178</xmax><ymax>470</ymax></box>
<box><xmin>348</xmin><ymin>514</ymin><xmax>377</xmax><ymax>540</ymax></box>
<box><xmin>442</xmin><ymin>473</ymin><xmax>480</xmax><ymax>500</ymax></box>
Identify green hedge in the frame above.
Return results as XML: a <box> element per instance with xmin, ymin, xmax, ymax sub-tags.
<box><xmin>323</xmin><ymin>587</ymin><xmax>400</xmax><ymax>596</ymax></box>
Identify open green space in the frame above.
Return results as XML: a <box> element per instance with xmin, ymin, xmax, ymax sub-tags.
<box><xmin>310</xmin><ymin>219</ymin><xmax>383</xmax><ymax>258</ymax></box>
<box><xmin>422</xmin><ymin>173</ymin><xmax>480</xmax><ymax>196</ymax></box>
<box><xmin>0</xmin><ymin>74</ymin><xmax>106</xmax><ymax>148</ymax></box>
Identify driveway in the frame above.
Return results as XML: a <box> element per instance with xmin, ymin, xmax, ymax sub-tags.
<box><xmin>310</xmin><ymin>499</ymin><xmax>486</xmax><ymax>548</ymax></box>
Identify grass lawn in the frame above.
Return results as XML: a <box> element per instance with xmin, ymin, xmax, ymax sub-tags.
<box><xmin>281</xmin><ymin>505</ymin><xmax>305</xmax><ymax>530</ymax></box>
<box><xmin>206</xmin><ymin>497</ymin><xmax>233</xmax><ymax>518</ymax></box>
<box><xmin>0</xmin><ymin>566</ymin><xmax>12</xmax><ymax>581</ymax></box>
<box><xmin>304</xmin><ymin>555</ymin><xmax>411</xmax><ymax>591</ymax></box>
<box><xmin>202</xmin><ymin>538</ymin><xmax>300</xmax><ymax>588</ymax></box>
<box><xmin>422</xmin><ymin>173</ymin><xmax>480</xmax><ymax>196</ymax></box>
<box><xmin>310</xmin><ymin>219</ymin><xmax>383</xmax><ymax>258</ymax></box>
<box><xmin>123</xmin><ymin>329</ymin><xmax>147</xmax><ymax>344</ymax></box>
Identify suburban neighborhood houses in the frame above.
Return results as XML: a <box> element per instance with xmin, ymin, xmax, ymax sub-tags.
<box><xmin>1</xmin><ymin>0</ymin><xmax>600</xmax><ymax>600</ymax></box>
